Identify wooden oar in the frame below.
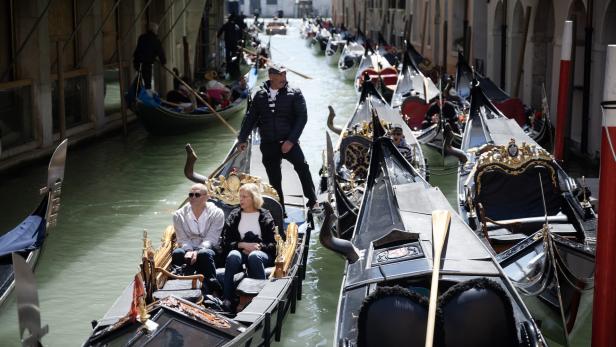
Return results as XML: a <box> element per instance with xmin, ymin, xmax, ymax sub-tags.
<box><xmin>240</xmin><ymin>47</ymin><xmax>313</xmax><ymax>80</ymax></box>
<box><xmin>425</xmin><ymin>209</ymin><xmax>451</xmax><ymax>347</ymax></box>
<box><xmin>159</xmin><ymin>64</ymin><xmax>238</xmax><ymax>135</ymax></box>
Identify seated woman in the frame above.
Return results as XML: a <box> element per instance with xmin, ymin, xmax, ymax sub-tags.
<box><xmin>221</xmin><ymin>183</ymin><xmax>277</xmax><ymax>309</ymax></box>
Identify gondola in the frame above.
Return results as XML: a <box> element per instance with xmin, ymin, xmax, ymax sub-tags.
<box><xmin>322</xmin><ymin>78</ymin><xmax>426</xmax><ymax>240</ymax></box>
<box><xmin>134</xmin><ymin>67</ymin><xmax>258</xmax><ymax>135</ymax></box>
<box><xmin>391</xmin><ymin>42</ymin><xmax>441</xmax><ymax>144</ymax></box>
<box><xmin>318</xmin><ymin>112</ymin><xmax>545</xmax><ymax>347</ymax></box>
<box><xmin>337</xmin><ymin>41</ymin><xmax>365</xmax><ymax>81</ymax></box>
<box><xmin>354</xmin><ymin>46</ymin><xmax>397</xmax><ymax>102</ymax></box>
<box><xmin>84</xmin><ymin>133</ymin><xmax>315</xmax><ymax>346</ymax></box>
<box><xmin>243</xmin><ymin>38</ymin><xmax>271</xmax><ymax>79</ymax></box>
<box><xmin>265</xmin><ymin>21</ymin><xmax>287</xmax><ymax>35</ymax></box>
<box><xmin>455</xmin><ymin>52</ymin><xmax>551</xmax><ymax>145</ymax></box>
<box><xmin>457</xmin><ymin>82</ymin><xmax>596</xmax><ymax>344</ymax></box>
<box><xmin>310</xmin><ymin>27</ymin><xmax>331</xmax><ymax>55</ymax></box>
<box><xmin>0</xmin><ymin>139</ymin><xmax>67</xmax><ymax>308</ymax></box>
<box><xmin>324</xmin><ymin>34</ymin><xmax>346</xmax><ymax>66</ymax></box>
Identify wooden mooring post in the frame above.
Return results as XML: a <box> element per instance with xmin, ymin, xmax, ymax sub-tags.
<box><xmin>592</xmin><ymin>44</ymin><xmax>616</xmax><ymax>347</ymax></box>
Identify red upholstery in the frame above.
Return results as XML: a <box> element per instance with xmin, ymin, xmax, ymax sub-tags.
<box><xmin>401</xmin><ymin>98</ymin><xmax>430</xmax><ymax>130</ymax></box>
<box><xmin>494</xmin><ymin>98</ymin><xmax>526</xmax><ymax>126</ymax></box>
<box><xmin>380</xmin><ymin>67</ymin><xmax>398</xmax><ymax>89</ymax></box>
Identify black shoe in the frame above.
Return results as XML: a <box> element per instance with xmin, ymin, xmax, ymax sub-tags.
<box><xmin>205</xmin><ymin>278</ymin><xmax>223</xmax><ymax>297</ymax></box>
<box><xmin>222</xmin><ymin>299</ymin><xmax>236</xmax><ymax>314</ymax></box>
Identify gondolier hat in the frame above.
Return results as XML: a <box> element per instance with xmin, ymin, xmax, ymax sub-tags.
<box><xmin>268</xmin><ymin>64</ymin><xmax>287</xmax><ymax>74</ymax></box>
<box><xmin>391</xmin><ymin>124</ymin><xmax>404</xmax><ymax>132</ymax></box>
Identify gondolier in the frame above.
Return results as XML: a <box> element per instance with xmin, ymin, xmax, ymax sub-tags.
<box><xmin>133</xmin><ymin>23</ymin><xmax>166</xmax><ymax>90</ymax></box>
<box><xmin>237</xmin><ymin>64</ymin><xmax>318</xmax><ymax>212</ymax></box>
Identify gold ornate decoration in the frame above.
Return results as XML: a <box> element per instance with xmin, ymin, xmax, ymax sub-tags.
<box><xmin>476</xmin><ymin>138</ymin><xmax>553</xmax><ymax>169</ymax></box>
<box><xmin>160</xmin><ymin>296</ymin><xmax>231</xmax><ymax>329</ymax></box>
<box><xmin>206</xmin><ymin>172</ymin><xmax>280</xmax><ymax>205</ymax></box>
<box><xmin>473</xmin><ymin>138</ymin><xmax>557</xmax><ymax>196</ymax></box>
<box><xmin>271</xmin><ymin>223</ymin><xmax>299</xmax><ymax>279</ymax></box>
<box><xmin>340</xmin><ymin>119</ymin><xmax>396</xmax><ymax>140</ymax></box>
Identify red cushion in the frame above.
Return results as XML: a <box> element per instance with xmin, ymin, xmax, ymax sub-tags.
<box><xmin>494</xmin><ymin>98</ymin><xmax>526</xmax><ymax>126</ymax></box>
<box><xmin>380</xmin><ymin>67</ymin><xmax>398</xmax><ymax>89</ymax></box>
<box><xmin>401</xmin><ymin>98</ymin><xmax>430</xmax><ymax>130</ymax></box>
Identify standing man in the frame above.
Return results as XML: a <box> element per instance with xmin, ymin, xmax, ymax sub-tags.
<box><xmin>237</xmin><ymin>64</ymin><xmax>318</xmax><ymax>212</ymax></box>
<box><xmin>133</xmin><ymin>23</ymin><xmax>166</xmax><ymax>90</ymax></box>
<box><xmin>217</xmin><ymin>14</ymin><xmax>243</xmax><ymax>79</ymax></box>
<box><xmin>173</xmin><ymin>183</ymin><xmax>225</xmax><ymax>294</ymax></box>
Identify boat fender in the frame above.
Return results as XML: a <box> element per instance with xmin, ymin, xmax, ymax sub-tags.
<box><xmin>519</xmin><ymin>321</ymin><xmax>540</xmax><ymax>347</ymax></box>
<box><xmin>184</xmin><ymin>144</ymin><xmax>208</xmax><ymax>184</ymax></box>
<box><xmin>327</xmin><ymin>106</ymin><xmax>342</xmax><ymax>135</ymax></box>
<box><xmin>318</xmin><ymin>202</ymin><xmax>360</xmax><ymax>263</ymax></box>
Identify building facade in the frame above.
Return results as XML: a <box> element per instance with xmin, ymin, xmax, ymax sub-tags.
<box><xmin>331</xmin><ymin>0</ymin><xmax>615</xmax><ymax>159</ymax></box>
<box><xmin>236</xmin><ymin>0</ymin><xmax>330</xmax><ymax>18</ymax></box>
<box><xmin>0</xmin><ymin>0</ymin><xmax>227</xmax><ymax>170</ymax></box>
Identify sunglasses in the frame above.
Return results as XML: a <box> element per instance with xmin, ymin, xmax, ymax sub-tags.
<box><xmin>392</xmin><ymin>133</ymin><xmax>403</xmax><ymax>136</ymax></box>
<box><xmin>188</xmin><ymin>192</ymin><xmax>203</xmax><ymax>198</ymax></box>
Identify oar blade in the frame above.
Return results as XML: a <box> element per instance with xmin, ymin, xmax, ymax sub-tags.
<box><xmin>431</xmin><ymin>209</ymin><xmax>451</xmax><ymax>251</ymax></box>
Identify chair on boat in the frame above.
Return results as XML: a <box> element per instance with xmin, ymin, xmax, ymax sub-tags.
<box><xmin>339</xmin><ymin>135</ymin><xmax>371</xmax><ymax>180</ymax></box>
<box><xmin>439</xmin><ymin>278</ymin><xmax>519</xmax><ymax>347</ymax></box>
<box><xmin>471</xmin><ymin>142</ymin><xmax>577</xmax><ymax>248</ymax></box>
<box><xmin>140</xmin><ymin>233</ymin><xmax>205</xmax><ymax>304</ymax></box>
<box><xmin>357</xmin><ymin>285</ymin><xmax>441</xmax><ymax>347</ymax></box>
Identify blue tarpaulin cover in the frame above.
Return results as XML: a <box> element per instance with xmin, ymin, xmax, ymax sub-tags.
<box><xmin>0</xmin><ymin>216</ymin><xmax>45</xmax><ymax>257</ymax></box>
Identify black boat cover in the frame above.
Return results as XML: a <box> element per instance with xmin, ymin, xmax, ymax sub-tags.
<box><xmin>0</xmin><ymin>216</ymin><xmax>45</xmax><ymax>257</ymax></box>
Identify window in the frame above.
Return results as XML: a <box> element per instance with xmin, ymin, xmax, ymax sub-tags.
<box><xmin>266</xmin><ymin>0</ymin><xmax>277</xmax><ymax>5</ymax></box>
<box><xmin>52</xmin><ymin>74</ymin><xmax>89</xmax><ymax>131</ymax></box>
<box><xmin>397</xmin><ymin>0</ymin><xmax>406</xmax><ymax>10</ymax></box>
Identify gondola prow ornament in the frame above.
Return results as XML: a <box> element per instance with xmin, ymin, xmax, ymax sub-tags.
<box><xmin>12</xmin><ymin>253</ymin><xmax>48</xmax><ymax>347</ymax></box>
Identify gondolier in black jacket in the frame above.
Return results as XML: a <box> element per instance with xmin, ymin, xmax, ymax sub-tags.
<box><xmin>237</xmin><ymin>64</ymin><xmax>318</xmax><ymax>212</ymax></box>
<box><xmin>133</xmin><ymin>23</ymin><xmax>166</xmax><ymax>89</ymax></box>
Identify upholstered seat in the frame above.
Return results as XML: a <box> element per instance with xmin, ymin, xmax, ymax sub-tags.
<box><xmin>339</xmin><ymin>135</ymin><xmax>371</xmax><ymax>180</ymax></box>
<box><xmin>153</xmin><ymin>279</ymin><xmax>203</xmax><ymax>302</ymax></box>
<box><xmin>150</xmin><ymin>266</ymin><xmax>204</xmax><ymax>304</ymax></box>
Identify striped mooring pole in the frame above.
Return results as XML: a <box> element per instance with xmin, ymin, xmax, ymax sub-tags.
<box><xmin>554</xmin><ymin>20</ymin><xmax>573</xmax><ymax>161</ymax></box>
<box><xmin>592</xmin><ymin>44</ymin><xmax>616</xmax><ymax>347</ymax></box>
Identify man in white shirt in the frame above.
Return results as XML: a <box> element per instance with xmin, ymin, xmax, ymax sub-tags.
<box><xmin>172</xmin><ymin>183</ymin><xmax>225</xmax><ymax>294</ymax></box>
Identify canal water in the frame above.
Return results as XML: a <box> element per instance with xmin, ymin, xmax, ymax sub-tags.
<box><xmin>0</xmin><ymin>20</ymin><xmax>588</xmax><ymax>346</ymax></box>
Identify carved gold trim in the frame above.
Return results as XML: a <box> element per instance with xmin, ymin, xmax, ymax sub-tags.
<box><xmin>207</xmin><ymin>172</ymin><xmax>279</xmax><ymax>206</ymax></box>
<box><xmin>473</xmin><ymin>138</ymin><xmax>558</xmax><ymax>197</ymax></box>
<box><xmin>340</xmin><ymin>119</ymin><xmax>397</xmax><ymax>140</ymax></box>
<box><xmin>476</xmin><ymin>138</ymin><xmax>553</xmax><ymax>170</ymax></box>
<box><xmin>271</xmin><ymin>223</ymin><xmax>299</xmax><ymax>279</ymax></box>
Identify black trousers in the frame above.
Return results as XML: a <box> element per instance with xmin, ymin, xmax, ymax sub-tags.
<box><xmin>260</xmin><ymin>142</ymin><xmax>317</xmax><ymax>210</ymax></box>
<box><xmin>225</xmin><ymin>45</ymin><xmax>240</xmax><ymax>80</ymax></box>
<box><xmin>134</xmin><ymin>63</ymin><xmax>153</xmax><ymax>89</ymax></box>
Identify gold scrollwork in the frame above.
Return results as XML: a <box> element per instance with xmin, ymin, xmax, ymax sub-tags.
<box><xmin>474</xmin><ymin>138</ymin><xmax>557</xmax><ymax>196</ymax></box>
<box><xmin>340</xmin><ymin>119</ymin><xmax>395</xmax><ymax>140</ymax></box>
<box><xmin>207</xmin><ymin>172</ymin><xmax>280</xmax><ymax>206</ymax></box>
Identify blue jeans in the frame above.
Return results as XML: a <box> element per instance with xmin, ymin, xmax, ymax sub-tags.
<box><xmin>172</xmin><ymin>248</ymin><xmax>217</xmax><ymax>282</ymax></box>
<box><xmin>223</xmin><ymin>250</ymin><xmax>272</xmax><ymax>300</ymax></box>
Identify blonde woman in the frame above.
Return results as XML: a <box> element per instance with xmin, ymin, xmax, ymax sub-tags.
<box><xmin>221</xmin><ymin>183</ymin><xmax>277</xmax><ymax>310</ymax></box>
